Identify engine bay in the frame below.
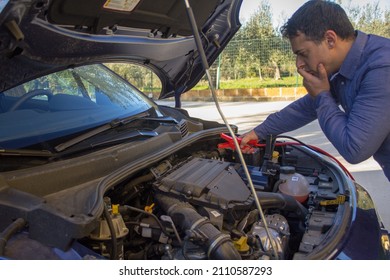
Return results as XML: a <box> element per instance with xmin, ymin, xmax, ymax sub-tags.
<box><xmin>104</xmin><ymin>138</ymin><xmax>339</xmax><ymax>259</ymax></box>
<box><xmin>87</xmin><ymin>135</ymin><xmax>347</xmax><ymax>260</ymax></box>
<box><xmin>1</xmin><ymin>132</ymin><xmax>350</xmax><ymax>260</ymax></box>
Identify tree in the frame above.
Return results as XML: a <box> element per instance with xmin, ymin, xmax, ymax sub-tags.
<box><xmin>339</xmin><ymin>0</ymin><xmax>390</xmax><ymax>38</ymax></box>
<box><xmin>236</xmin><ymin>0</ymin><xmax>286</xmax><ymax>80</ymax></box>
<box><xmin>105</xmin><ymin>63</ymin><xmax>160</xmax><ymax>92</ymax></box>
<box><xmin>242</xmin><ymin>0</ymin><xmax>275</xmax><ymax>39</ymax></box>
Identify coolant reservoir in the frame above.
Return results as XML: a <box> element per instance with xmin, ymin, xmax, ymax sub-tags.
<box><xmin>278</xmin><ymin>166</ymin><xmax>309</xmax><ymax>203</ymax></box>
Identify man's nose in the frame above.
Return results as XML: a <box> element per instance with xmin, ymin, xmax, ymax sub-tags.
<box><xmin>296</xmin><ymin>57</ymin><xmax>305</xmax><ymax>70</ymax></box>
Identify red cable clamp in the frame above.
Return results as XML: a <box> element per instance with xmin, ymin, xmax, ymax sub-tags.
<box><xmin>218</xmin><ymin>133</ymin><xmax>262</xmax><ymax>150</ymax></box>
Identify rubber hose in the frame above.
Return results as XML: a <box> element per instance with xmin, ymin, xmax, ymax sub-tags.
<box><xmin>155</xmin><ymin>194</ymin><xmax>241</xmax><ymax>260</ymax></box>
<box><xmin>255</xmin><ymin>192</ymin><xmax>308</xmax><ymax>219</ymax></box>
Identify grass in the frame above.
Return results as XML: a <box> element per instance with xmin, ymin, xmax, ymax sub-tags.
<box><xmin>194</xmin><ymin>76</ymin><xmax>303</xmax><ymax>90</ymax></box>
<box><xmin>139</xmin><ymin>76</ymin><xmax>304</xmax><ymax>93</ymax></box>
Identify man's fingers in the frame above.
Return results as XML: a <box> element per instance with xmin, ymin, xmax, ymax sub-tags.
<box><xmin>298</xmin><ymin>64</ymin><xmax>330</xmax><ymax>96</ymax></box>
<box><xmin>240</xmin><ymin>136</ymin><xmax>249</xmax><ymax>147</ymax></box>
<box><xmin>240</xmin><ymin>130</ymin><xmax>258</xmax><ymax>148</ymax></box>
<box><xmin>317</xmin><ymin>63</ymin><xmax>328</xmax><ymax>80</ymax></box>
<box><xmin>297</xmin><ymin>67</ymin><xmax>311</xmax><ymax>79</ymax></box>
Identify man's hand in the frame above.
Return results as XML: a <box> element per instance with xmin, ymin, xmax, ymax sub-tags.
<box><xmin>240</xmin><ymin>130</ymin><xmax>259</xmax><ymax>149</ymax></box>
<box><xmin>298</xmin><ymin>63</ymin><xmax>330</xmax><ymax>97</ymax></box>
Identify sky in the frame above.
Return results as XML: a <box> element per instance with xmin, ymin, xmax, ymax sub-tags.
<box><xmin>239</xmin><ymin>0</ymin><xmax>390</xmax><ymax>27</ymax></box>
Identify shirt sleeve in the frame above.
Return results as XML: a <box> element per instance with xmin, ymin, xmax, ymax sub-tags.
<box><xmin>253</xmin><ymin>94</ymin><xmax>318</xmax><ymax>140</ymax></box>
<box><xmin>315</xmin><ymin>66</ymin><xmax>390</xmax><ymax>164</ymax></box>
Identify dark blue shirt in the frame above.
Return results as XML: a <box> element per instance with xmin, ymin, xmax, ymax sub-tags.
<box><xmin>254</xmin><ymin>31</ymin><xmax>390</xmax><ymax>181</ymax></box>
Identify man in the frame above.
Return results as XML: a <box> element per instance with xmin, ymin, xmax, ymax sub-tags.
<box><xmin>240</xmin><ymin>0</ymin><xmax>390</xmax><ymax>181</ymax></box>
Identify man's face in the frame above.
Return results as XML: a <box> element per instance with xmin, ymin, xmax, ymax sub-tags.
<box><xmin>290</xmin><ymin>32</ymin><xmax>334</xmax><ymax>77</ymax></box>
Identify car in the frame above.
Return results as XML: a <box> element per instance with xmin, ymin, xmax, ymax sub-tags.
<box><xmin>0</xmin><ymin>0</ymin><xmax>389</xmax><ymax>260</ymax></box>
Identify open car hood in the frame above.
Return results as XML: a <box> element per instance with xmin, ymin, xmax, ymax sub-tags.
<box><xmin>0</xmin><ymin>0</ymin><xmax>242</xmax><ymax>99</ymax></box>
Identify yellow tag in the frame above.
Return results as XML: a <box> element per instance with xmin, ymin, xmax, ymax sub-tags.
<box><xmin>320</xmin><ymin>195</ymin><xmax>346</xmax><ymax>206</ymax></box>
<box><xmin>112</xmin><ymin>204</ymin><xmax>119</xmax><ymax>215</ymax></box>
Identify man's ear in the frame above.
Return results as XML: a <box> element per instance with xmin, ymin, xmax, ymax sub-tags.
<box><xmin>324</xmin><ymin>30</ymin><xmax>337</xmax><ymax>49</ymax></box>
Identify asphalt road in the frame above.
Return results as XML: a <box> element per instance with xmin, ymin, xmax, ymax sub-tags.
<box><xmin>159</xmin><ymin>100</ymin><xmax>390</xmax><ymax>231</ymax></box>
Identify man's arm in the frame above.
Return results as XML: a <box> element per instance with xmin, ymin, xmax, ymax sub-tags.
<box><xmin>239</xmin><ymin>94</ymin><xmax>318</xmax><ymax>148</ymax></box>
<box><xmin>253</xmin><ymin>94</ymin><xmax>318</xmax><ymax>139</ymax></box>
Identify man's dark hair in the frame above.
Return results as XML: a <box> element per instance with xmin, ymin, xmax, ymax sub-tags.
<box><xmin>280</xmin><ymin>0</ymin><xmax>355</xmax><ymax>43</ymax></box>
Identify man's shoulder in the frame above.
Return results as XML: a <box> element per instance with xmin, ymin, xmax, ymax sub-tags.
<box><xmin>362</xmin><ymin>32</ymin><xmax>390</xmax><ymax>66</ymax></box>
<box><xmin>365</xmin><ymin>32</ymin><xmax>390</xmax><ymax>49</ymax></box>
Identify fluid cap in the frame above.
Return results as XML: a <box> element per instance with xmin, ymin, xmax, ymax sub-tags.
<box><xmin>280</xmin><ymin>165</ymin><xmax>295</xmax><ymax>174</ymax></box>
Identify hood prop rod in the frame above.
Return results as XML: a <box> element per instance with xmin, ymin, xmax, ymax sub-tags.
<box><xmin>183</xmin><ymin>0</ymin><xmax>279</xmax><ymax>260</ymax></box>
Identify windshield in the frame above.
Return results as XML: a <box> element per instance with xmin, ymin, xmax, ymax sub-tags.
<box><xmin>0</xmin><ymin>64</ymin><xmax>156</xmax><ymax>149</ymax></box>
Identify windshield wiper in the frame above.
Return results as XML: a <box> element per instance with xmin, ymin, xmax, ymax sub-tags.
<box><xmin>89</xmin><ymin>130</ymin><xmax>158</xmax><ymax>148</ymax></box>
<box><xmin>54</xmin><ymin>111</ymin><xmax>150</xmax><ymax>152</ymax></box>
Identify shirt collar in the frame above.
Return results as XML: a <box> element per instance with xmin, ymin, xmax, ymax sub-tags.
<box><xmin>329</xmin><ymin>72</ymin><xmax>339</xmax><ymax>81</ymax></box>
<box><xmin>338</xmin><ymin>31</ymin><xmax>368</xmax><ymax>80</ymax></box>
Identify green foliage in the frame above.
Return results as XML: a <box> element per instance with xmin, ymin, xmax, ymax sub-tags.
<box><xmin>213</xmin><ymin>36</ymin><xmax>294</xmax><ymax>83</ymax></box>
<box><xmin>223</xmin><ymin>1</ymin><xmax>295</xmax><ymax>82</ymax></box>
<box><xmin>105</xmin><ymin>63</ymin><xmax>161</xmax><ymax>93</ymax></box>
<box><xmin>337</xmin><ymin>0</ymin><xmax>390</xmax><ymax>37</ymax></box>
<box><xmin>194</xmin><ymin>76</ymin><xmax>303</xmax><ymax>90</ymax></box>
<box><xmin>240</xmin><ymin>0</ymin><xmax>275</xmax><ymax>38</ymax></box>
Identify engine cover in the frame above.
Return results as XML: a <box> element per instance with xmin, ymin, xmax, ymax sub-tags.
<box><xmin>153</xmin><ymin>158</ymin><xmax>253</xmax><ymax>213</ymax></box>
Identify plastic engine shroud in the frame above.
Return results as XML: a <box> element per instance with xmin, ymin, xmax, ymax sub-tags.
<box><xmin>153</xmin><ymin>158</ymin><xmax>253</xmax><ymax>213</ymax></box>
